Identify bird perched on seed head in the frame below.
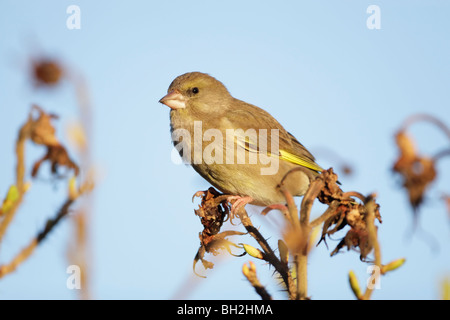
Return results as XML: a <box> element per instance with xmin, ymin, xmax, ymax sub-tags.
<box><xmin>159</xmin><ymin>72</ymin><xmax>323</xmax><ymax>212</ymax></box>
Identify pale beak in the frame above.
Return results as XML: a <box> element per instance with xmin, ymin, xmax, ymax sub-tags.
<box><xmin>159</xmin><ymin>90</ymin><xmax>186</xmax><ymax>110</ymax></box>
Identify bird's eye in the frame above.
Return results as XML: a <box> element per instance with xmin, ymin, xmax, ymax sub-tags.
<box><xmin>192</xmin><ymin>87</ymin><xmax>199</xmax><ymax>94</ymax></box>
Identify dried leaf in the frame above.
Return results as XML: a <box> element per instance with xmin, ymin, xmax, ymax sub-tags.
<box><xmin>393</xmin><ymin>130</ymin><xmax>437</xmax><ymax>211</ymax></box>
<box><xmin>28</xmin><ymin>106</ymin><xmax>79</xmax><ymax>178</ymax></box>
<box><xmin>312</xmin><ymin>169</ymin><xmax>382</xmax><ymax>261</ymax></box>
<box><xmin>192</xmin><ymin>188</ymin><xmax>246</xmax><ymax>277</ymax></box>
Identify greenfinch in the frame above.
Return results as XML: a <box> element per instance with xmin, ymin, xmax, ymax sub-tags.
<box><xmin>159</xmin><ymin>72</ymin><xmax>323</xmax><ymax>211</ymax></box>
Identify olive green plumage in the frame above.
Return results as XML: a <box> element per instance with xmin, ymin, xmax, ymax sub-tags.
<box><xmin>160</xmin><ymin>72</ymin><xmax>323</xmax><ymax>206</ymax></box>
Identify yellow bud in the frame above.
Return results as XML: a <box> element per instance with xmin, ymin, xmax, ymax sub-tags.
<box><xmin>242</xmin><ymin>263</ymin><xmax>250</xmax><ymax>278</ymax></box>
<box><xmin>68</xmin><ymin>176</ymin><xmax>78</xmax><ymax>200</ymax></box>
<box><xmin>242</xmin><ymin>261</ymin><xmax>256</xmax><ymax>279</ymax></box>
<box><xmin>1</xmin><ymin>185</ymin><xmax>19</xmax><ymax>213</ymax></box>
<box><xmin>278</xmin><ymin>239</ymin><xmax>289</xmax><ymax>265</ymax></box>
<box><xmin>308</xmin><ymin>226</ymin><xmax>320</xmax><ymax>253</ymax></box>
<box><xmin>381</xmin><ymin>258</ymin><xmax>406</xmax><ymax>274</ymax></box>
<box><xmin>23</xmin><ymin>181</ymin><xmax>32</xmax><ymax>193</ymax></box>
<box><xmin>441</xmin><ymin>277</ymin><xmax>450</xmax><ymax>300</ymax></box>
<box><xmin>5</xmin><ymin>185</ymin><xmax>19</xmax><ymax>202</ymax></box>
<box><xmin>67</xmin><ymin>121</ymin><xmax>87</xmax><ymax>151</ymax></box>
<box><xmin>348</xmin><ymin>270</ymin><xmax>362</xmax><ymax>299</ymax></box>
<box><xmin>241</xmin><ymin>243</ymin><xmax>265</xmax><ymax>260</ymax></box>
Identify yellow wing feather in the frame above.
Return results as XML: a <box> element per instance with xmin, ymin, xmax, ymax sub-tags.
<box><xmin>279</xmin><ymin>149</ymin><xmax>323</xmax><ymax>173</ymax></box>
<box><xmin>235</xmin><ymin>134</ymin><xmax>323</xmax><ymax>173</ymax></box>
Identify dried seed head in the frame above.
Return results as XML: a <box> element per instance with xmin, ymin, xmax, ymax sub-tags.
<box><xmin>32</xmin><ymin>59</ymin><xmax>64</xmax><ymax>86</ymax></box>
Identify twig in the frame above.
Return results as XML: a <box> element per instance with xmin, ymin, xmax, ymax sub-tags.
<box><xmin>310</xmin><ymin>200</ymin><xmax>339</xmax><ymax>228</ymax></box>
<box><xmin>242</xmin><ymin>261</ymin><xmax>272</xmax><ymax>300</ymax></box>
<box><xmin>433</xmin><ymin>148</ymin><xmax>450</xmax><ymax>162</ymax></box>
<box><xmin>16</xmin><ymin>115</ymin><xmax>32</xmax><ymax>191</ymax></box>
<box><xmin>280</xmin><ymin>184</ymin><xmax>304</xmax><ymax>299</ymax></box>
<box><xmin>0</xmin><ymin>174</ymin><xmax>92</xmax><ymax>280</ymax></box>
<box><xmin>401</xmin><ymin>113</ymin><xmax>450</xmax><ymax>142</ymax></box>
<box><xmin>0</xmin><ymin>197</ymin><xmax>75</xmax><ymax>279</ymax></box>
<box><xmin>0</xmin><ymin>116</ymin><xmax>33</xmax><ymax>243</ymax></box>
<box><xmin>300</xmin><ymin>178</ymin><xmax>325</xmax><ymax>226</ymax></box>
<box><xmin>342</xmin><ymin>191</ymin><xmax>366</xmax><ymax>203</ymax></box>
<box><xmin>238</xmin><ymin>208</ymin><xmax>297</xmax><ymax>300</ymax></box>
<box><xmin>69</xmin><ymin>71</ymin><xmax>94</xmax><ymax>300</ymax></box>
<box><xmin>292</xmin><ymin>179</ymin><xmax>319</xmax><ymax>300</ymax></box>
<box><xmin>280</xmin><ymin>185</ymin><xmax>301</xmax><ymax>231</ymax></box>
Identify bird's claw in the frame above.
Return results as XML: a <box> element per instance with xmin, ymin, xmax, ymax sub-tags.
<box><xmin>192</xmin><ymin>190</ymin><xmax>206</xmax><ymax>203</ymax></box>
<box><xmin>226</xmin><ymin>195</ymin><xmax>253</xmax><ymax>216</ymax></box>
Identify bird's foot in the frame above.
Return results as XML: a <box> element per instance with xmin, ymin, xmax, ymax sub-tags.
<box><xmin>226</xmin><ymin>195</ymin><xmax>254</xmax><ymax>216</ymax></box>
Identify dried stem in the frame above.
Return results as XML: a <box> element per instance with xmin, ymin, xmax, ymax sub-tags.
<box><xmin>295</xmin><ymin>247</ymin><xmax>307</xmax><ymax>300</ymax></box>
<box><xmin>0</xmin><ymin>239</ymin><xmax>38</xmax><ymax>279</ymax></box>
<box><xmin>16</xmin><ymin>115</ymin><xmax>32</xmax><ymax>191</ymax></box>
<box><xmin>401</xmin><ymin>113</ymin><xmax>450</xmax><ymax>142</ymax></box>
<box><xmin>294</xmin><ymin>178</ymin><xmax>325</xmax><ymax>300</ymax></box>
<box><xmin>300</xmin><ymin>178</ymin><xmax>325</xmax><ymax>226</ymax></box>
<box><xmin>70</xmin><ymin>73</ymin><xmax>94</xmax><ymax>300</ymax></box>
<box><xmin>280</xmin><ymin>186</ymin><xmax>301</xmax><ymax>231</ymax></box>
<box><xmin>433</xmin><ymin>148</ymin><xmax>450</xmax><ymax>162</ymax></box>
<box><xmin>0</xmin><ymin>175</ymin><xmax>92</xmax><ymax>280</ymax></box>
<box><xmin>0</xmin><ymin>116</ymin><xmax>33</xmax><ymax>244</ymax></box>
<box><xmin>0</xmin><ymin>196</ymin><xmax>76</xmax><ymax>279</ymax></box>
<box><xmin>361</xmin><ymin>196</ymin><xmax>382</xmax><ymax>300</ymax></box>
<box><xmin>242</xmin><ymin>261</ymin><xmax>272</xmax><ymax>300</ymax></box>
<box><xmin>342</xmin><ymin>191</ymin><xmax>366</xmax><ymax>202</ymax></box>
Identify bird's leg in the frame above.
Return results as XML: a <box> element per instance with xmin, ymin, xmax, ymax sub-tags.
<box><xmin>226</xmin><ymin>195</ymin><xmax>254</xmax><ymax>216</ymax></box>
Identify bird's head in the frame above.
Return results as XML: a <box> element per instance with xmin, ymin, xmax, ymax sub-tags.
<box><xmin>159</xmin><ymin>72</ymin><xmax>232</xmax><ymax>114</ymax></box>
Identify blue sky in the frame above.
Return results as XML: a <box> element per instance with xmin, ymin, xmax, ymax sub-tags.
<box><xmin>0</xmin><ymin>1</ymin><xmax>449</xmax><ymax>299</ymax></box>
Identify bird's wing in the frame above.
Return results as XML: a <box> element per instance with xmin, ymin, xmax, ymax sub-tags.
<box><xmin>224</xmin><ymin>100</ymin><xmax>323</xmax><ymax>173</ymax></box>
